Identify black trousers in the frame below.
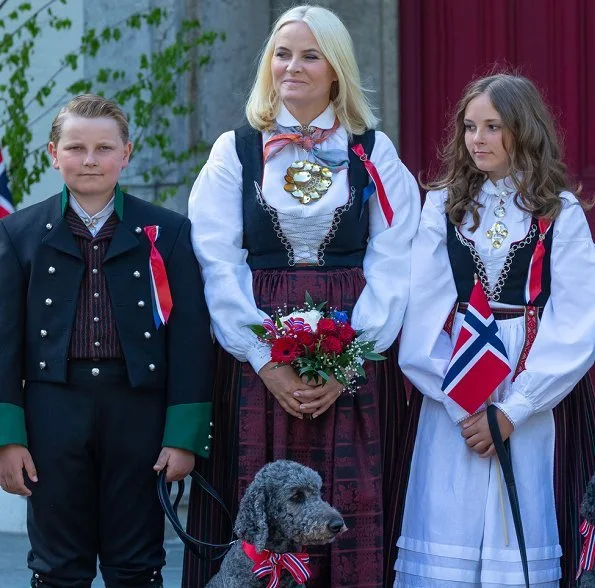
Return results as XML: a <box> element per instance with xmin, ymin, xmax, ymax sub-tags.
<box><xmin>25</xmin><ymin>360</ymin><xmax>166</xmax><ymax>588</ymax></box>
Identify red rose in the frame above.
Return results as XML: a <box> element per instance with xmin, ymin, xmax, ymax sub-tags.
<box><xmin>271</xmin><ymin>337</ymin><xmax>303</xmax><ymax>363</ymax></box>
<box><xmin>317</xmin><ymin>318</ymin><xmax>338</xmax><ymax>336</ymax></box>
<box><xmin>296</xmin><ymin>330</ymin><xmax>317</xmax><ymax>354</ymax></box>
<box><xmin>320</xmin><ymin>335</ymin><xmax>344</xmax><ymax>355</ymax></box>
<box><xmin>337</xmin><ymin>322</ymin><xmax>356</xmax><ymax>344</ymax></box>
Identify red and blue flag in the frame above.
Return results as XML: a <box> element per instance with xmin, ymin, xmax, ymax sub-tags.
<box><xmin>0</xmin><ymin>147</ymin><xmax>14</xmax><ymax>219</ymax></box>
<box><xmin>441</xmin><ymin>280</ymin><xmax>511</xmax><ymax>414</ymax></box>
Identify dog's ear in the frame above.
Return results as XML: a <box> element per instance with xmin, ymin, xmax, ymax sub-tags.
<box><xmin>234</xmin><ymin>479</ymin><xmax>268</xmax><ymax>551</ymax></box>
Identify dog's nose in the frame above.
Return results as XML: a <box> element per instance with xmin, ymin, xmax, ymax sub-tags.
<box><xmin>328</xmin><ymin>516</ymin><xmax>344</xmax><ymax>534</ymax></box>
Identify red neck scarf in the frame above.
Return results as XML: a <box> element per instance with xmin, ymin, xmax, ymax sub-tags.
<box><xmin>263</xmin><ymin>117</ymin><xmax>341</xmax><ymax>163</ymax></box>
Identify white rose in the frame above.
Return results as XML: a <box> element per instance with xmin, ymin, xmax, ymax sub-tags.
<box><xmin>280</xmin><ymin>309</ymin><xmax>323</xmax><ymax>331</ymax></box>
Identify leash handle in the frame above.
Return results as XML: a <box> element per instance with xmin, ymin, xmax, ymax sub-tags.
<box><xmin>487</xmin><ymin>405</ymin><xmax>530</xmax><ymax>587</ymax></box>
<box><xmin>157</xmin><ymin>469</ymin><xmax>236</xmax><ymax>560</ymax></box>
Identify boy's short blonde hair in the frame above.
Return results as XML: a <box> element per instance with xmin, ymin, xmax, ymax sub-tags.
<box><xmin>50</xmin><ymin>94</ymin><xmax>129</xmax><ymax>144</ymax></box>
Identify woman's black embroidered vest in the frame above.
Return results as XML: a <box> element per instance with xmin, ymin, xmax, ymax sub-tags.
<box><xmin>446</xmin><ymin>216</ymin><xmax>553</xmax><ymax>306</ymax></box>
<box><xmin>234</xmin><ymin>125</ymin><xmax>374</xmax><ymax>269</ymax></box>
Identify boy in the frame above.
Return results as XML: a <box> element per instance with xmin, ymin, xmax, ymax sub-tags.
<box><xmin>0</xmin><ymin>94</ymin><xmax>214</xmax><ymax>588</ymax></box>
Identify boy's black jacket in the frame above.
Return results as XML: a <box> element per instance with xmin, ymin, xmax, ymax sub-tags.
<box><xmin>0</xmin><ymin>191</ymin><xmax>214</xmax><ymax>457</ymax></box>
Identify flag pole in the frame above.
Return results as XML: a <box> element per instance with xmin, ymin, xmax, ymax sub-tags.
<box><xmin>495</xmin><ymin>456</ymin><xmax>509</xmax><ymax>546</ymax></box>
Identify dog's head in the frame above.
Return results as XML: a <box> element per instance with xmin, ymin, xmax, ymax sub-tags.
<box><xmin>234</xmin><ymin>460</ymin><xmax>346</xmax><ymax>552</ymax></box>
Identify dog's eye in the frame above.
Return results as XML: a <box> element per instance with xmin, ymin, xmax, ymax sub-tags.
<box><xmin>290</xmin><ymin>490</ymin><xmax>306</xmax><ymax>503</ymax></box>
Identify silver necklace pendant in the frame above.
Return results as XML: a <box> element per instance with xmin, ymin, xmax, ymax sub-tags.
<box><xmin>487</xmin><ymin>191</ymin><xmax>513</xmax><ymax>248</ymax></box>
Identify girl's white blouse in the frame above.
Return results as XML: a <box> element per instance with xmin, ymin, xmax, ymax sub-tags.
<box><xmin>188</xmin><ymin>104</ymin><xmax>421</xmax><ymax>372</ymax></box>
<box><xmin>398</xmin><ymin>179</ymin><xmax>595</xmax><ymax>426</ymax></box>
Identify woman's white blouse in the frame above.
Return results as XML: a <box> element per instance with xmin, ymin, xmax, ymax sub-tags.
<box><xmin>188</xmin><ymin>104</ymin><xmax>421</xmax><ymax>373</ymax></box>
<box><xmin>398</xmin><ymin>178</ymin><xmax>595</xmax><ymax>425</ymax></box>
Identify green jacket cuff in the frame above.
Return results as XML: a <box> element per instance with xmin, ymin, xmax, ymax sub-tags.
<box><xmin>0</xmin><ymin>403</ymin><xmax>27</xmax><ymax>447</ymax></box>
<box><xmin>163</xmin><ymin>402</ymin><xmax>212</xmax><ymax>458</ymax></box>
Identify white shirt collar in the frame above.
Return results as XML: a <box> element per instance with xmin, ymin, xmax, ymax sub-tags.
<box><xmin>276</xmin><ymin>103</ymin><xmax>336</xmax><ymax>129</ymax></box>
<box><xmin>481</xmin><ymin>175</ymin><xmax>519</xmax><ymax>196</ymax></box>
<box><xmin>69</xmin><ymin>193</ymin><xmax>115</xmax><ymax>236</ymax></box>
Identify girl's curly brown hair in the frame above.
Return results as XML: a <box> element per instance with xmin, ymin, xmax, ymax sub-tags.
<box><xmin>425</xmin><ymin>73</ymin><xmax>584</xmax><ymax>231</ymax></box>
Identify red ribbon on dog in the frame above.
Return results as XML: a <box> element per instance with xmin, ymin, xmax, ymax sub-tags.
<box><xmin>242</xmin><ymin>541</ymin><xmax>311</xmax><ymax>587</ymax></box>
<box><xmin>577</xmin><ymin>519</ymin><xmax>595</xmax><ymax>580</ymax></box>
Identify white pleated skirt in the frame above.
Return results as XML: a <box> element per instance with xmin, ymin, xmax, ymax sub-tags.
<box><xmin>394</xmin><ymin>314</ymin><xmax>561</xmax><ymax>587</ymax></box>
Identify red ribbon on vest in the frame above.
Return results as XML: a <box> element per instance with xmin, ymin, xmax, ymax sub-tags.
<box><xmin>242</xmin><ymin>541</ymin><xmax>311</xmax><ymax>587</ymax></box>
<box><xmin>350</xmin><ymin>143</ymin><xmax>394</xmax><ymax>227</ymax></box>
<box><xmin>525</xmin><ymin>218</ymin><xmax>552</xmax><ymax>304</ymax></box>
<box><xmin>143</xmin><ymin>225</ymin><xmax>173</xmax><ymax>327</ymax></box>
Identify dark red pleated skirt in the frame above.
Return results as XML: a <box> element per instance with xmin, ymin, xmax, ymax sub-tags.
<box><xmin>182</xmin><ymin>268</ymin><xmax>415</xmax><ymax>588</ymax></box>
<box><xmin>554</xmin><ymin>373</ymin><xmax>594</xmax><ymax>587</ymax></box>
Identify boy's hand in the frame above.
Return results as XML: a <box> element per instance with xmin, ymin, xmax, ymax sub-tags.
<box><xmin>153</xmin><ymin>447</ymin><xmax>195</xmax><ymax>482</ymax></box>
<box><xmin>0</xmin><ymin>444</ymin><xmax>38</xmax><ymax>496</ymax></box>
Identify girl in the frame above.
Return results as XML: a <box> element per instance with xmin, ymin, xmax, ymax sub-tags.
<box><xmin>395</xmin><ymin>74</ymin><xmax>595</xmax><ymax>587</ymax></box>
<box><xmin>184</xmin><ymin>5</ymin><xmax>420</xmax><ymax>587</ymax></box>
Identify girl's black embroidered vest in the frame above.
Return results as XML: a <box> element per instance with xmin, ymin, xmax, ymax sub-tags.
<box><xmin>234</xmin><ymin>125</ymin><xmax>374</xmax><ymax>269</ymax></box>
<box><xmin>446</xmin><ymin>216</ymin><xmax>553</xmax><ymax>306</ymax></box>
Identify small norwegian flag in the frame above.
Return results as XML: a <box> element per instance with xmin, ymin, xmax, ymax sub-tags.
<box><xmin>0</xmin><ymin>147</ymin><xmax>15</xmax><ymax>219</ymax></box>
<box><xmin>441</xmin><ymin>280</ymin><xmax>511</xmax><ymax>414</ymax></box>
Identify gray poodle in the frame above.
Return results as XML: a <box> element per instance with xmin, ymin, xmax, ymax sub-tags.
<box><xmin>206</xmin><ymin>460</ymin><xmax>346</xmax><ymax>587</ymax></box>
<box><xmin>580</xmin><ymin>475</ymin><xmax>595</xmax><ymax>588</ymax></box>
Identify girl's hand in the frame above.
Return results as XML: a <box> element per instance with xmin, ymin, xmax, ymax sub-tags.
<box><xmin>258</xmin><ymin>362</ymin><xmax>316</xmax><ymax>419</ymax></box>
<box><xmin>460</xmin><ymin>408</ymin><xmax>514</xmax><ymax>458</ymax></box>
<box><xmin>293</xmin><ymin>375</ymin><xmax>343</xmax><ymax>419</ymax></box>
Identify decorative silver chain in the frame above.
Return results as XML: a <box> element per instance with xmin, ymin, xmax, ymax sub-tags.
<box><xmin>254</xmin><ymin>181</ymin><xmax>296</xmax><ymax>266</ymax></box>
<box><xmin>254</xmin><ymin>181</ymin><xmax>355</xmax><ymax>267</ymax></box>
<box><xmin>318</xmin><ymin>186</ymin><xmax>356</xmax><ymax>266</ymax></box>
<box><xmin>454</xmin><ymin>224</ymin><xmax>537</xmax><ymax>301</ymax></box>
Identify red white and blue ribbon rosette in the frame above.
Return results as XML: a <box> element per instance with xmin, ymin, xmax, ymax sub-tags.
<box><xmin>143</xmin><ymin>225</ymin><xmax>173</xmax><ymax>328</ymax></box>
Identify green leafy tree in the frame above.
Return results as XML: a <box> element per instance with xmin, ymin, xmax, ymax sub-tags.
<box><xmin>0</xmin><ymin>0</ymin><xmax>222</xmax><ymax>205</ymax></box>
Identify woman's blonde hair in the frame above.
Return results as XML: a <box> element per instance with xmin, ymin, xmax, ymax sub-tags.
<box><xmin>245</xmin><ymin>5</ymin><xmax>377</xmax><ymax>136</ymax></box>
<box><xmin>425</xmin><ymin>73</ymin><xmax>584</xmax><ymax>230</ymax></box>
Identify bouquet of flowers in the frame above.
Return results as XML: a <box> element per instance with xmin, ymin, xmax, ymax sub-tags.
<box><xmin>248</xmin><ymin>292</ymin><xmax>384</xmax><ymax>392</ymax></box>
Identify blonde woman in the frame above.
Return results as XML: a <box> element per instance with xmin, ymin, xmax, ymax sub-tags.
<box><xmin>183</xmin><ymin>5</ymin><xmax>420</xmax><ymax>587</ymax></box>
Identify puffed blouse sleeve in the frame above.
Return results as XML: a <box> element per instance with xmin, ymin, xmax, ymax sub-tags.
<box><xmin>188</xmin><ymin>131</ymin><xmax>272</xmax><ymax>373</ymax></box>
<box><xmin>398</xmin><ymin>190</ymin><xmax>470</xmax><ymax>423</ymax></box>
<box><xmin>350</xmin><ymin>131</ymin><xmax>421</xmax><ymax>351</ymax></box>
<box><xmin>494</xmin><ymin>194</ymin><xmax>595</xmax><ymax>427</ymax></box>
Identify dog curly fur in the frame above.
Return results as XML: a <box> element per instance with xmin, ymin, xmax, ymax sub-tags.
<box><xmin>580</xmin><ymin>475</ymin><xmax>595</xmax><ymax>587</ymax></box>
<box><xmin>206</xmin><ymin>460</ymin><xmax>345</xmax><ymax>587</ymax></box>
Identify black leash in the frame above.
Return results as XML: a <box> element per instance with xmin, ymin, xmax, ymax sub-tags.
<box><xmin>487</xmin><ymin>404</ymin><xmax>530</xmax><ymax>587</ymax></box>
<box><xmin>157</xmin><ymin>469</ymin><xmax>236</xmax><ymax>560</ymax></box>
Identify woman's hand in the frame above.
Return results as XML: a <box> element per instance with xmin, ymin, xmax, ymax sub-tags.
<box><xmin>258</xmin><ymin>362</ymin><xmax>316</xmax><ymax>419</ymax></box>
<box><xmin>460</xmin><ymin>408</ymin><xmax>514</xmax><ymax>458</ymax></box>
<box><xmin>294</xmin><ymin>375</ymin><xmax>344</xmax><ymax>419</ymax></box>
